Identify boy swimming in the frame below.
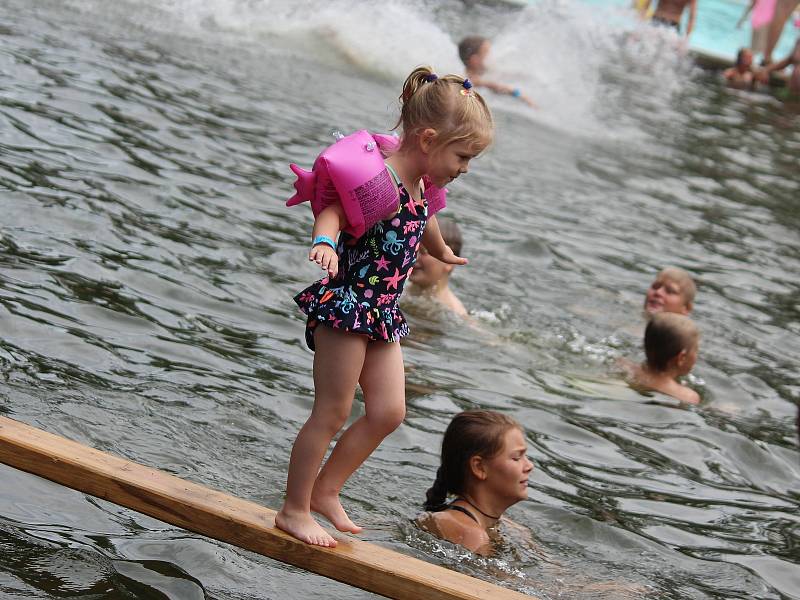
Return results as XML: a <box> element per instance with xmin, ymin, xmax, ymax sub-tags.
<box><xmin>724</xmin><ymin>48</ymin><xmax>756</xmax><ymax>89</ymax></box>
<box><xmin>626</xmin><ymin>312</ymin><xmax>701</xmax><ymax>404</ymax></box>
<box><xmin>458</xmin><ymin>36</ymin><xmax>537</xmax><ymax>108</ymax></box>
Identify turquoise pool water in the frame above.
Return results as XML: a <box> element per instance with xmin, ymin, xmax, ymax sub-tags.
<box><xmin>572</xmin><ymin>0</ymin><xmax>799</xmax><ymax>59</ymax></box>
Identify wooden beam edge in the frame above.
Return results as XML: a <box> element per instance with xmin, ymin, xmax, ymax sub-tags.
<box><xmin>0</xmin><ymin>417</ymin><xmax>535</xmax><ymax>600</ymax></box>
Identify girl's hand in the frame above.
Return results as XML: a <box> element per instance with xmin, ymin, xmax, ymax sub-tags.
<box><xmin>435</xmin><ymin>244</ymin><xmax>468</xmax><ymax>266</ymax></box>
<box><xmin>309</xmin><ymin>244</ymin><xmax>339</xmax><ymax>278</ymax></box>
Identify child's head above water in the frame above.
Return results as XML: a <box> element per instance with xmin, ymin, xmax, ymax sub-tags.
<box><xmin>395</xmin><ymin>66</ymin><xmax>493</xmax><ymax>178</ymax></box>
<box><xmin>644</xmin><ymin>312</ymin><xmax>699</xmax><ymax>376</ymax></box>
<box><xmin>644</xmin><ymin>267</ymin><xmax>696</xmax><ymax>315</ymax></box>
<box><xmin>458</xmin><ymin>35</ymin><xmax>490</xmax><ymax>73</ymax></box>
<box><xmin>736</xmin><ymin>47</ymin><xmax>754</xmax><ymax>69</ymax></box>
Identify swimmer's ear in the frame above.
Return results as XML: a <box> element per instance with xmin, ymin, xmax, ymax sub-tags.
<box><xmin>420</xmin><ymin>128</ymin><xmax>438</xmax><ymax>154</ymax></box>
<box><xmin>469</xmin><ymin>455</ymin><xmax>488</xmax><ymax>481</ymax></box>
<box><xmin>682</xmin><ymin>302</ymin><xmax>692</xmax><ymax>315</ymax></box>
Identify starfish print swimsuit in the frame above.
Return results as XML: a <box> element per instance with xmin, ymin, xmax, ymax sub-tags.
<box><xmin>294</xmin><ymin>165</ymin><xmax>428</xmax><ymax>350</ymax></box>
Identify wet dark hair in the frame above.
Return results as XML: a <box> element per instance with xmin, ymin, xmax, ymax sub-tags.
<box><xmin>424</xmin><ymin>410</ymin><xmax>521</xmax><ymax>512</ymax></box>
<box><xmin>437</xmin><ymin>218</ymin><xmax>462</xmax><ymax>256</ymax></box>
<box><xmin>458</xmin><ymin>36</ymin><xmax>488</xmax><ymax>66</ymax></box>
<box><xmin>644</xmin><ymin>313</ymin><xmax>698</xmax><ymax>372</ymax></box>
<box><xmin>735</xmin><ymin>48</ymin><xmax>750</xmax><ymax>67</ymax></box>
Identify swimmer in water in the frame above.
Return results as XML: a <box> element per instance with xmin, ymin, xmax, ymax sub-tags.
<box><xmin>416</xmin><ymin>410</ymin><xmax>533</xmax><ymax>556</ymax></box>
<box><xmin>643</xmin><ymin>267</ymin><xmax>696</xmax><ymax>317</ymax></box>
<box><xmin>625</xmin><ymin>312</ymin><xmax>701</xmax><ymax>404</ymax></box>
<box><xmin>724</xmin><ymin>48</ymin><xmax>756</xmax><ymax>89</ymax></box>
<box><xmin>408</xmin><ymin>217</ymin><xmax>468</xmax><ymax>317</ymax></box>
<box><xmin>417</xmin><ymin>412</ymin><xmax>654</xmax><ymax>596</ymax></box>
<box><xmin>458</xmin><ymin>36</ymin><xmax>537</xmax><ymax>108</ymax></box>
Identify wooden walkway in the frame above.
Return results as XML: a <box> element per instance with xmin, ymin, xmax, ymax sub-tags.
<box><xmin>0</xmin><ymin>417</ymin><xmax>535</xmax><ymax>600</ymax></box>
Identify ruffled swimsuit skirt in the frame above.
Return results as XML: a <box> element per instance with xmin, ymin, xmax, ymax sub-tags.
<box><xmin>294</xmin><ymin>181</ymin><xmax>427</xmax><ymax>350</ymax></box>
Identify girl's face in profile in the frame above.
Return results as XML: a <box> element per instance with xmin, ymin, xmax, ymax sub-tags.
<box><xmin>482</xmin><ymin>427</ymin><xmax>533</xmax><ymax>503</ymax></box>
<box><xmin>425</xmin><ymin>140</ymin><xmax>480</xmax><ymax>189</ymax></box>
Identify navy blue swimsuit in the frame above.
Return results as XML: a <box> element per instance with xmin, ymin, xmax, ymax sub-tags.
<box><xmin>294</xmin><ymin>173</ymin><xmax>428</xmax><ymax>350</ymax></box>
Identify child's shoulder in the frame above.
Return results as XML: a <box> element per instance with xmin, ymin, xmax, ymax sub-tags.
<box><xmin>420</xmin><ymin>509</ymin><xmax>489</xmax><ymax>548</ymax></box>
<box><xmin>670</xmin><ymin>381</ymin><xmax>700</xmax><ymax>405</ymax></box>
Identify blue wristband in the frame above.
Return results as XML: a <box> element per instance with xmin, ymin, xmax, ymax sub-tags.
<box><xmin>512</xmin><ymin>88</ymin><xmax>521</xmax><ymax>98</ymax></box>
<box><xmin>312</xmin><ymin>235</ymin><xmax>337</xmax><ymax>250</ymax></box>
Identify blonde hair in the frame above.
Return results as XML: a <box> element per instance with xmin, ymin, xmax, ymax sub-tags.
<box><xmin>656</xmin><ymin>267</ymin><xmax>697</xmax><ymax>308</ymax></box>
<box><xmin>645</xmin><ymin>313</ymin><xmax>699</xmax><ymax>372</ymax></box>
<box><xmin>394</xmin><ymin>66</ymin><xmax>493</xmax><ymax>155</ymax></box>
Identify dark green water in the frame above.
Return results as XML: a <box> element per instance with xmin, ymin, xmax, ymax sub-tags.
<box><xmin>0</xmin><ymin>0</ymin><xmax>798</xmax><ymax>598</ymax></box>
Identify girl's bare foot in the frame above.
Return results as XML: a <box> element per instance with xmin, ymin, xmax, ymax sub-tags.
<box><xmin>275</xmin><ymin>508</ymin><xmax>337</xmax><ymax>547</ymax></box>
<box><xmin>311</xmin><ymin>489</ymin><xmax>363</xmax><ymax>534</ymax></box>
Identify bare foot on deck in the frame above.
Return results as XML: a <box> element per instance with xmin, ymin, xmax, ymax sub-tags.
<box><xmin>311</xmin><ymin>489</ymin><xmax>363</xmax><ymax>534</ymax></box>
<box><xmin>275</xmin><ymin>508</ymin><xmax>337</xmax><ymax>547</ymax></box>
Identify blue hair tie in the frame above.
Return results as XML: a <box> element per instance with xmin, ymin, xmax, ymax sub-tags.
<box><xmin>463</xmin><ymin>78</ymin><xmax>473</xmax><ymax>90</ymax></box>
<box><xmin>425</xmin><ymin>73</ymin><xmax>438</xmax><ymax>83</ymax></box>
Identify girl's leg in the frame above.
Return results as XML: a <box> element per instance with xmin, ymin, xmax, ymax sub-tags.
<box><xmin>311</xmin><ymin>340</ymin><xmax>405</xmax><ymax>533</ymax></box>
<box><xmin>275</xmin><ymin>326</ymin><xmax>367</xmax><ymax>546</ymax></box>
<box><xmin>764</xmin><ymin>0</ymin><xmax>799</xmax><ymax>63</ymax></box>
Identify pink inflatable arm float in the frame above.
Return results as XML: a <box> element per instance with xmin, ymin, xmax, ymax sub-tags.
<box><xmin>286</xmin><ymin>130</ymin><xmax>446</xmax><ymax>239</ymax></box>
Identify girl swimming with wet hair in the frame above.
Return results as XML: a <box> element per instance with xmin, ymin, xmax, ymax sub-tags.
<box><xmin>277</xmin><ymin>67</ymin><xmax>494</xmax><ymax>547</ymax></box>
<box><xmin>418</xmin><ymin>410</ymin><xmax>533</xmax><ymax>556</ymax></box>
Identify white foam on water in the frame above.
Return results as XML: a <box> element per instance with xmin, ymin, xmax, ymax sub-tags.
<box><xmin>63</xmin><ymin>0</ymin><xmax>698</xmax><ymax>141</ymax></box>
<box><xmin>64</xmin><ymin>0</ymin><xmax>462</xmax><ymax>79</ymax></box>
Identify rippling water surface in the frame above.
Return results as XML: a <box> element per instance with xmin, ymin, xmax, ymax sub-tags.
<box><xmin>1</xmin><ymin>0</ymin><xmax>798</xmax><ymax>598</ymax></box>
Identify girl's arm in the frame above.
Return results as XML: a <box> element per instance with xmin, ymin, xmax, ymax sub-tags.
<box><xmin>309</xmin><ymin>203</ymin><xmax>346</xmax><ymax>278</ymax></box>
<box><xmin>421</xmin><ymin>215</ymin><xmax>468</xmax><ymax>266</ymax></box>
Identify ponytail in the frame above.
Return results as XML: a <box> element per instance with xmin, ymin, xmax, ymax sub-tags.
<box><xmin>424</xmin><ymin>466</ymin><xmax>449</xmax><ymax>512</ymax></box>
<box><xmin>399</xmin><ymin>66</ymin><xmax>436</xmax><ymax>106</ymax></box>
<box><xmin>422</xmin><ymin>410</ymin><xmax>520</xmax><ymax>512</ymax></box>
<box><xmin>394</xmin><ymin>66</ymin><xmax>493</xmax><ymax>153</ymax></box>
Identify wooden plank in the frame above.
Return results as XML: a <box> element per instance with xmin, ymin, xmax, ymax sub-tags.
<box><xmin>0</xmin><ymin>417</ymin><xmax>534</xmax><ymax>600</ymax></box>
